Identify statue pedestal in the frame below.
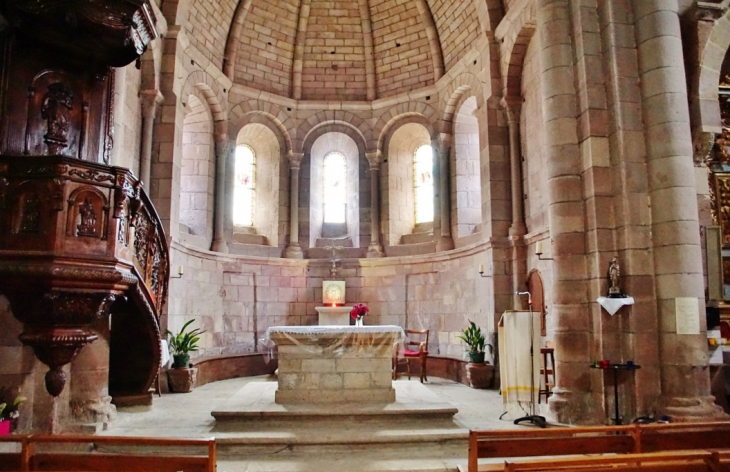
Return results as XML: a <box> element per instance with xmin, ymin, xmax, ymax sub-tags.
<box><xmin>315</xmin><ymin>306</ymin><xmax>353</xmax><ymax>325</ymax></box>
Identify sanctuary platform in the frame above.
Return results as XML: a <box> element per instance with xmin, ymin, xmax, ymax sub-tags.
<box><xmin>211</xmin><ymin>380</ymin><xmax>459</xmax><ymax>430</ymax></box>
<box><xmin>266</xmin><ymin>325</ymin><xmax>404</xmax><ymax>404</ymax></box>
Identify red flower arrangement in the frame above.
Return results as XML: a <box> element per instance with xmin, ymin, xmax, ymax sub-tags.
<box><xmin>350</xmin><ymin>303</ymin><xmax>369</xmax><ymax>320</ymax></box>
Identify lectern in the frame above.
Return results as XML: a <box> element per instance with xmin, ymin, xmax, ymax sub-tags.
<box><xmin>499</xmin><ymin>310</ymin><xmax>542</xmax><ymax>425</ymax></box>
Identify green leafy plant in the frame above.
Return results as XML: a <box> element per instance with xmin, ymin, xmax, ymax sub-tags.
<box><xmin>457</xmin><ymin>320</ymin><xmax>493</xmax><ymax>355</ymax></box>
<box><xmin>166</xmin><ymin>319</ymin><xmax>205</xmax><ymax>356</ymax></box>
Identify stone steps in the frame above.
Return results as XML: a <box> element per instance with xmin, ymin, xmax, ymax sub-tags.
<box><xmin>218</xmin><ymin>440</ymin><xmax>467</xmax><ymax>472</ymax></box>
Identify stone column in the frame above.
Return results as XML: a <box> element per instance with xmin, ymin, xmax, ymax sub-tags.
<box><xmin>434</xmin><ymin>134</ymin><xmax>454</xmax><ymax>251</ymax></box>
<box><xmin>501</xmin><ymin>97</ymin><xmax>527</xmax><ymax>309</ymax></box>
<box><xmin>366</xmin><ymin>151</ymin><xmax>384</xmax><ymax>257</ymax></box>
<box><xmin>284</xmin><ymin>151</ymin><xmax>305</xmax><ymax>259</ymax></box>
<box><xmin>633</xmin><ymin>0</ymin><xmax>722</xmax><ymax>419</ymax></box>
<box><xmin>138</xmin><ymin>90</ymin><xmax>163</xmax><ymax>188</ymax></box>
<box><xmin>536</xmin><ymin>0</ymin><xmax>592</xmax><ymax>424</ymax></box>
<box><xmin>211</xmin><ymin>139</ymin><xmax>231</xmax><ymax>253</ymax></box>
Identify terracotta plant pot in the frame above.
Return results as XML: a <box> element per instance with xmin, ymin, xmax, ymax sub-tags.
<box><xmin>0</xmin><ymin>420</ymin><xmax>10</xmax><ymax>436</ymax></box>
<box><xmin>466</xmin><ymin>362</ymin><xmax>493</xmax><ymax>389</ymax></box>
<box><xmin>167</xmin><ymin>367</ymin><xmax>198</xmax><ymax>393</ymax></box>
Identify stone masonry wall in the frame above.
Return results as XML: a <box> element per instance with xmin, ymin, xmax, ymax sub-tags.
<box><xmin>168</xmin><ymin>240</ymin><xmax>496</xmax><ymax>363</ymax></box>
<box><xmin>370</xmin><ymin>0</ymin><xmax>435</xmax><ymax>98</ymax></box>
<box><xmin>232</xmin><ymin>0</ymin><xmax>298</xmax><ymax>97</ymax></box>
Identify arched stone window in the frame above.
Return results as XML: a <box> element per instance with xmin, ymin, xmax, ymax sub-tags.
<box><xmin>233</xmin><ymin>144</ymin><xmax>256</xmax><ymax>227</ymax></box>
<box><xmin>414</xmin><ymin>144</ymin><xmax>434</xmax><ymax>224</ymax></box>
<box><xmin>323</xmin><ymin>152</ymin><xmax>347</xmax><ymax>224</ymax></box>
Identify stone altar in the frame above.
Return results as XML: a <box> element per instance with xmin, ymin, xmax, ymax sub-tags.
<box><xmin>266</xmin><ymin>325</ymin><xmax>404</xmax><ymax>404</ymax></box>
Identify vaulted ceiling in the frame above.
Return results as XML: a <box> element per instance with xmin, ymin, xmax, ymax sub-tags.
<box><xmin>176</xmin><ymin>0</ymin><xmax>493</xmax><ymax>102</ymax></box>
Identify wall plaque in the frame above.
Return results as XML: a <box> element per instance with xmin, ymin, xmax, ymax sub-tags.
<box><xmin>675</xmin><ymin>297</ymin><xmax>700</xmax><ymax>335</ymax></box>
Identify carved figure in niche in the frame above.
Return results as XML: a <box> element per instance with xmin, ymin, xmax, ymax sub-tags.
<box><xmin>41</xmin><ymin>83</ymin><xmax>74</xmax><ymax>154</ymax></box>
<box><xmin>607</xmin><ymin>257</ymin><xmax>624</xmax><ymax>298</ymax></box>
<box><xmin>77</xmin><ymin>197</ymin><xmax>96</xmax><ymax>237</ymax></box>
<box><xmin>19</xmin><ymin>193</ymin><xmax>41</xmax><ymax>233</ymax></box>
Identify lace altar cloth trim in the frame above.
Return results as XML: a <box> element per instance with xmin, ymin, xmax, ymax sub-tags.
<box><xmin>262</xmin><ymin>325</ymin><xmax>405</xmax><ymax>358</ymax></box>
<box><xmin>266</xmin><ymin>325</ymin><xmax>405</xmax><ymax>335</ymax></box>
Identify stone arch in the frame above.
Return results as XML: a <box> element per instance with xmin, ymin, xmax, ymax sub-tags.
<box><xmin>495</xmin><ymin>0</ymin><xmax>536</xmax><ymax>98</ymax></box>
<box><xmin>229</xmin><ymin>99</ymin><xmax>294</xmax><ymax>154</ymax></box>
<box><xmin>375</xmin><ymin>102</ymin><xmax>439</xmax><ymax>153</ymax></box>
<box><xmin>441</xmin><ymin>72</ymin><xmax>485</xmax><ymax>126</ymax></box>
<box><xmin>696</xmin><ymin>9</ymin><xmax>730</xmax><ymax>133</ymax></box>
<box><xmin>179</xmin><ymin>70</ymin><xmax>227</xmax><ymax>124</ymax></box>
<box><xmin>303</xmin><ymin>122</ymin><xmax>368</xmax><ymax>156</ymax></box>
<box><xmin>297</xmin><ymin>110</ymin><xmax>373</xmax><ymax>153</ymax></box>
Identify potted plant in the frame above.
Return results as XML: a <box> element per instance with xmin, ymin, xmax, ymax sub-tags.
<box><xmin>458</xmin><ymin>320</ymin><xmax>492</xmax><ymax>364</ymax></box>
<box><xmin>0</xmin><ymin>389</ymin><xmax>26</xmax><ymax>435</ymax></box>
<box><xmin>166</xmin><ymin>319</ymin><xmax>205</xmax><ymax>393</ymax></box>
<box><xmin>457</xmin><ymin>321</ymin><xmax>495</xmax><ymax>389</ymax></box>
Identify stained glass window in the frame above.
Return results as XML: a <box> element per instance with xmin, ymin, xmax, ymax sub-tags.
<box><xmin>233</xmin><ymin>144</ymin><xmax>255</xmax><ymax>227</ymax></box>
<box><xmin>414</xmin><ymin>144</ymin><xmax>434</xmax><ymax>223</ymax></box>
<box><xmin>324</xmin><ymin>152</ymin><xmax>347</xmax><ymax>224</ymax></box>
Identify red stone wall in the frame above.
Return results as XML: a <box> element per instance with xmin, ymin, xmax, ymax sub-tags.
<box><xmin>371</xmin><ymin>0</ymin><xmax>434</xmax><ymax>98</ymax></box>
<box><xmin>301</xmin><ymin>0</ymin><xmax>368</xmax><ymax>101</ymax></box>
<box><xmin>232</xmin><ymin>0</ymin><xmax>299</xmax><ymax>97</ymax></box>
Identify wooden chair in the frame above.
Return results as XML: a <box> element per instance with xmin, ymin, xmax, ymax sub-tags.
<box><xmin>393</xmin><ymin>329</ymin><xmax>429</xmax><ymax>383</ymax></box>
<box><xmin>538</xmin><ymin>347</ymin><xmax>554</xmax><ymax>403</ymax></box>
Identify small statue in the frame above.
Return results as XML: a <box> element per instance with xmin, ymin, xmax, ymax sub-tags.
<box><xmin>607</xmin><ymin>256</ymin><xmax>624</xmax><ymax>298</ymax></box>
<box><xmin>324</xmin><ymin>243</ymin><xmax>343</xmax><ymax>278</ymax></box>
<box><xmin>77</xmin><ymin>197</ymin><xmax>96</xmax><ymax>237</ymax></box>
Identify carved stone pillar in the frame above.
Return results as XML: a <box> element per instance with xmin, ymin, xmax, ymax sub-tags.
<box><xmin>284</xmin><ymin>151</ymin><xmax>304</xmax><ymax>259</ymax></box>
<box><xmin>434</xmin><ymin>134</ymin><xmax>454</xmax><ymax>251</ymax></box>
<box><xmin>366</xmin><ymin>151</ymin><xmax>384</xmax><ymax>258</ymax></box>
<box><xmin>211</xmin><ymin>139</ymin><xmax>231</xmax><ymax>253</ymax></box>
<box><xmin>633</xmin><ymin>0</ymin><xmax>723</xmax><ymax>420</ymax></box>
<box><xmin>501</xmin><ymin>96</ymin><xmax>527</xmax><ymax>309</ymax></box>
<box><xmin>139</xmin><ymin>90</ymin><xmax>163</xmax><ymax>188</ymax></box>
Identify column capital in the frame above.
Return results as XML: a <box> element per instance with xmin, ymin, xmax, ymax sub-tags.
<box><xmin>287</xmin><ymin>151</ymin><xmax>304</xmax><ymax>168</ymax></box>
<box><xmin>365</xmin><ymin>150</ymin><xmax>382</xmax><ymax>170</ymax></box>
<box><xmin>140</xmin><ymin>89</ymin><xmax>164</xmax><ymax>117</ymax></box>
<box><xmin>500</xmin><ymin>96</ymin><xmax>522</xmax><ymax>123</ymax></box>
<box><xmin>433</xmin><ymin>133</ymin><xmax>452</xmax><ymax>155</ymax></box>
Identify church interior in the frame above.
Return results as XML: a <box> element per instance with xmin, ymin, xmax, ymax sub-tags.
<box><xmin>6</xmin><ymin>0</ymin><xmax>730</xmax><ymax>469</ymax></box>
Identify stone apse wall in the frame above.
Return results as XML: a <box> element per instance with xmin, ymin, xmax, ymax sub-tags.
<box><xmin>168</xmin><ymin>240</ymin><xmax>496</xmax><ymax>362</ymax></box>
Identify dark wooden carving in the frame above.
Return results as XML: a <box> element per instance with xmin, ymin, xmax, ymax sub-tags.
<box><xmin>0</xmin><ymin>156</ymin><xmax>168</xmax><ymax>399</ymax></box>
<box><xmin>0</xmin><ymin>1</ymin><xmax>160</xmax><ymax>408</ymax></box>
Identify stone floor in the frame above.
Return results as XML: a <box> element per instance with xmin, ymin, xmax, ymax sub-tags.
<box><xmin>104</xmin><ymin>375</ymin><xmax>545</xmax><ymax>472</ymax></box>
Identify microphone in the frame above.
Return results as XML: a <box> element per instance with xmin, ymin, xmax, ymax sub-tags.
<box><xmin>516</xmin><ymin>291</ymin><xmax>532</xmax><ymax>306</ymax></box>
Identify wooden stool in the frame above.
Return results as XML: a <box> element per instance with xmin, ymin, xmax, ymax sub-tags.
<box><xmin>539</xmin><ymin>347</ymin><xmax>555</xmax><ymax>403</ymax></box>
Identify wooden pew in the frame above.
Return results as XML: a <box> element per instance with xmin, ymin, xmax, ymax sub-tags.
<box><xmin>637</xmin><ymin>421</ymin><xmax>730</xmax><ymax>453</ymax></box>
<box><xmin>25</xmin><ymin>435</ymin><xmax>216</xmax><ymax>472</ymax></box>
<box><xmin>468</xmin><ymin>426</ymin><xmax>639</xmax><ymax>472</ymax></box>
<box><xmin>503</xmin><ymin>450</ymin><xmax>718</xmax><ymax>472</ymax></box>
<box><xmin>0</xmin><ymin>435</ymin><xmax>29</xmax><ymax>472</ymax></box>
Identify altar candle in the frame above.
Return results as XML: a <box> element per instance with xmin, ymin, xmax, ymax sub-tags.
<box><xmin>535</xmin><ymin>241</ymin><xmax>543</xmax><ymax>255</ymax></box>
<box><xmin>478</xmin><ymin>264</ymin><xmax>484</xmax><ymax>273</ymax></box>
<box><xmin>178</xmin><ymin>265</ymin><xmax>184</xmax><ymax>275</ymax></box>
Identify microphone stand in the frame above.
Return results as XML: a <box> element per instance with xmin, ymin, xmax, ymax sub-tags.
<box><xmin>513</xmin><ymin>291</ymin><xmax>546</xmax><ymax>428</ymax></box>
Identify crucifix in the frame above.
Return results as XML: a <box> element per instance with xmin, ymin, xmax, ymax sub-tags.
<box><xmin>324</xmin><ymin>243</ymin><xmax>344</xmax><ymax>278</ymax></box>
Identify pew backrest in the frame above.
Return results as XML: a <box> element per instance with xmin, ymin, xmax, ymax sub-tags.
<box><xmin>1</xmin><ymin>435</ymin><xmax>215</xmax><ymax>472</ymax></box>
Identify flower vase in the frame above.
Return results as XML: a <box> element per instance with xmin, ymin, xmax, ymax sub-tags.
<box><xmin>356</xmin><ymin>316</ymin><xmax>364</xmax><ymax>327</ymax></box>
<box><xmin>0</xmin><ymin>420</ymin><xmax>10</xmax><ymax>436</ymax></box>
